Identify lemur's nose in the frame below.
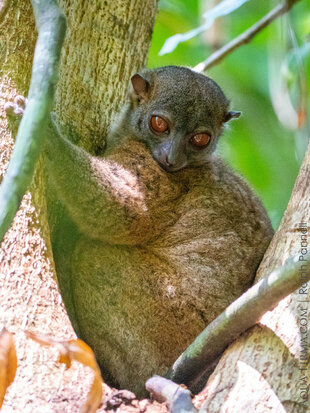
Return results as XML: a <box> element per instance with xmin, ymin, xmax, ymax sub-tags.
<box><xmin>164</xmin><ymin>154</ymin><xmax>174</xmax><ymax>166</ymax></box>
<box><xmin>158</xmin><ymin>152</ymin><xmax>174</xmax><ymax>167</ymax></box>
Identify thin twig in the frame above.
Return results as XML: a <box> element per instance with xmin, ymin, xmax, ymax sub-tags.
<box><xmin>166</xmin><ymin>251</ymin><xmax>310</xmax><ymax>389</ymax></box>
<box><xmin>194</xmin><ymin>0</ymin><xmax>302</xmax><ymax>73</ymax></box>
<box><xmin>146</xmin><ymin>376</ymin><xmax>198</xmax><ymax>413</ymax></box>
<box><xmin>0</xmin><ymin>0</ymin><xmax>66</xmax><ymax>242</ymax></box>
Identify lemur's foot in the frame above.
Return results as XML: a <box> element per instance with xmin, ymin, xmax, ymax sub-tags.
<box><xmin>4</xmin><ymin>95</ymin><xmax>28</xmax><ymax>119</ymax></box>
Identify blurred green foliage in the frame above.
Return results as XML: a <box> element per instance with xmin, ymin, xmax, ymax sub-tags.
<box><xmin>148</xmin><ymin>0</ymin><xmax>310</xmax><ymax>228</ymax></box>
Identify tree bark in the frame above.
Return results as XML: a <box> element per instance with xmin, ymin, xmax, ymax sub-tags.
<box><xmin>196</xmin><ymin>144</ymin><xmax>310</xmax><ymax>412</ymax></box>
<box><xmin>0</xmin><ymin>0</ymin><xmax>159</xmax><ymax>411</ymax></box>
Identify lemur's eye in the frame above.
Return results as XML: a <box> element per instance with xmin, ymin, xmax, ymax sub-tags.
<box><xmin>150</xmin><ymin>116</ymin><xmax>169</xmax><ymax>133</ymax></box>
<box><xmin>190</xmin><ymin>133</ymin><xmax>211</xmax><ymax>148</ymax></box>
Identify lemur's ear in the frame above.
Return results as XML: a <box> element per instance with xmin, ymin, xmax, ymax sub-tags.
<box><xmin>224</xmin><ymin>111</ymin><xmax>242</xmax><ymax>122</ymax></box>
<box><xmin>131</xmin><ymin>74</ymin><xmax>150</xmax><ymax>100</ymax></box>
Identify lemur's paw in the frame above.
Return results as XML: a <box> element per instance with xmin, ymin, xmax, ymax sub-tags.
<box><xmin>4</xmin><ymin>95</ymin><xmax>28</xmax><ymax>118</ymax></box>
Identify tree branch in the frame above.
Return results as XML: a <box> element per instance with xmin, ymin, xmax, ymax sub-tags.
<box><xmin>194</xmin><ymin>0</ymin><xmax>302</xmax><ymax>73</ymax></box>
<box><xmin>0</xmin><ymin>0</ymin><xmax>66</xmax><ymax>242</ymax></box>
<box><xmin>166</xmin><ymin>250</ymin><xmax>310</xmax><ymax>388</ymax></box>
<box><xmin>146</xmin><ymin>376</ymin><xmax>198</xmax><ymax>413</ymax></box>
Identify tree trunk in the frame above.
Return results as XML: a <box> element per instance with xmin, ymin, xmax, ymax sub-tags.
<box><xmin>196</xmin><ymin>144</ymin><xmax>310</xmax><ymax>412</ymax></box>
<box><xmin>0</xmin><ymin>1</ymin><xmax>159</xmax><ymax>411</ymax></box>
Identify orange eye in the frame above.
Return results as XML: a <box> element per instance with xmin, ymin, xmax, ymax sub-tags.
<box><xmin>190</xmin><ymin>133</ymin><xmax>211</xmax><ymax>148</ymax></box>
<box><xmin>150</xmin><ymin>116</ymin><xmax>169</xmax><ymax>133</ymax></box>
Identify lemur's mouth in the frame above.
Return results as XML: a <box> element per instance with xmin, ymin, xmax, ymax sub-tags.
<box><xmin>156</xmin><ymin>159</ymin><xmax>186</xmax><ymax>173</ymax></box>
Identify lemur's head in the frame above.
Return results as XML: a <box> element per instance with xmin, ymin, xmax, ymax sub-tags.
<box><xmin>126</xmin><ymin>66</ymin><xmax>240</xmax><ymax>172</ymax></box>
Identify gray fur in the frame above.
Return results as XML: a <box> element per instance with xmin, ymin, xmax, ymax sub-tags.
<box><xmin>107</xmin><ymin>66</ymin><xmax>238</xmax><ymax>171</ymax></box>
